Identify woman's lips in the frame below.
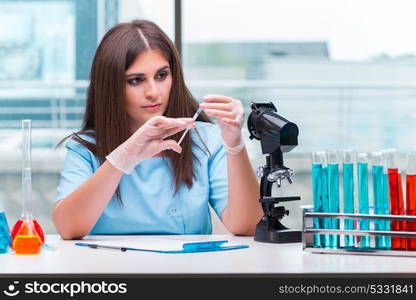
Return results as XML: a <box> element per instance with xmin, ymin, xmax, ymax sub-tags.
<box><xmin>142</xmin><ymin>104</ymin><xmax>161</xmax><ymax>111</ymax></box>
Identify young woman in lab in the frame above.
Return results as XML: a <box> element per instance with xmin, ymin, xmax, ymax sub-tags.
<box><xmin>53</xmin><ymin>20</ymin><xmax>262</xmax><ymax>239</ymax></box>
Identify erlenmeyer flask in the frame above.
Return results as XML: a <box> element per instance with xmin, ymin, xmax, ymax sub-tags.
<box><xmin>10</xmin><ymin>120</ymin><xmax>44</xmax><ymax>254</ymax></box>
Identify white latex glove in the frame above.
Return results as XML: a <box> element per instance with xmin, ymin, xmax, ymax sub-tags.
<box><xmin>106</xmin><ymin>116</ymin><xmax>195</xmax><ymax>173</ymax></box>
<box><xmin>200</xmin><ymin>95</ymin><xmax>245</xmax><ymax>154</ymax></box>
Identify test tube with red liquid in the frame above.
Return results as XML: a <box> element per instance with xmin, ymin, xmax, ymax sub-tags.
<box><xmin>406</xmin><ymin>150</ymin><xmax>416</xmax><ymax>250</ymax></box>
<box><xmin>386</xmin><ymin>149</ymin><xmax>406</xmax><ymax>250</ymax></box>
<box><xmin>10</xmin><ymin>120</ymin><xmax>44</xmax><ymax>254</ymax></box>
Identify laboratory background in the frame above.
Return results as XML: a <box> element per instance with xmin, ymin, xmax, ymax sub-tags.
<box><xmin>1</xmin><ymin>0</ymin><xmax>416</xmax><ymax>235</ymax></box>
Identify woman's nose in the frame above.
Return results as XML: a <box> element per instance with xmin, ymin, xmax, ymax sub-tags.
<box><xmin>144</xmin><ymin>79</ymin><xmax>160</xmax><ymax>100</ymax></box>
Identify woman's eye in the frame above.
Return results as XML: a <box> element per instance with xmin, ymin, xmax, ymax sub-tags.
<box><xmin>127</xmin><ymin>77</ymin><xmax>144</xmax><ymax>86</ymax></box>
<box><xmin>156</xmin><ymin>71</ymin><xmax>169</xmax><ymax>80</ymax></box>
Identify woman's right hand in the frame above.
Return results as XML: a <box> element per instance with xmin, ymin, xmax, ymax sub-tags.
<box><xmin>106</xmin><ymin>116</ymin><xmax>195</xmax><ymax>173</ymax></box>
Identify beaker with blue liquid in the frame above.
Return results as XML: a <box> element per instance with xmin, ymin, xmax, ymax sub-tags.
<box><xmin>0</xmin><ymin>198</ymin><xmax>11</xmax><ymax>254</ymax></box>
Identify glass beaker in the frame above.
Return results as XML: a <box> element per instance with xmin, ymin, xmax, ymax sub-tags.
<box><xmin>10</xmin><ymin>120</ymin><xmax>44</xmax><ymax>255</ymax></box>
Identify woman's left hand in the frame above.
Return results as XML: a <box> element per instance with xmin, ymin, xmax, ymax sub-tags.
<box><xmin>199</xmin><ymin>95</ymin><xmax>245</xmax><ymax>154</ymax></box>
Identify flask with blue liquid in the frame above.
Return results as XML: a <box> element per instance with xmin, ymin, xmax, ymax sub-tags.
<box><xmin>0</xmin><ymin>198</ymin><xmax>11</xmax><ymax>253</ymax></box>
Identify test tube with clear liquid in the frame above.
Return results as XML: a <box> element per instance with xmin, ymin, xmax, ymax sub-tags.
<box><xmin>10</xmin><ymin>120</ymin><xmax>45</xmax><ymax>254</ymax></box>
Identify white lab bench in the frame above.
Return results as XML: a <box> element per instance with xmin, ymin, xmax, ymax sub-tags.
<box><xmin>1</xmin><ymin>234</ymin><xmax>416</xmax><ymax>276</ymax></box>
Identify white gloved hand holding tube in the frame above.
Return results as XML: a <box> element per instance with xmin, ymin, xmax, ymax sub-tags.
<box><xmin>199</xmin><ymin>95</ymin><xmax>245</xmax><ymax>155</ymax></box>
<box><xmin>106</xmin><ymin>116</ymin><xmax>195</xmax><ymax>173</ymax></box>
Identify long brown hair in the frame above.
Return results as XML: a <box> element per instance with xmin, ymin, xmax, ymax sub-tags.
<box><xmin>71</xmin><ymin>20</ymin><xmax>212</xmax><ymax>199</ymax></box>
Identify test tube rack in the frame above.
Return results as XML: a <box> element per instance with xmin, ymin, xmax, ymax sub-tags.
<box><xmin>302</xmin><ymin>206</ymin><xmax>416</xmax><ymax>257</ymax></box>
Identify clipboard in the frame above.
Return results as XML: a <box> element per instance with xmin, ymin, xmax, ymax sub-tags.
<box><xmin>75</xmin><ymin>238</ymin><xmax>249</xmax><ymax>254</ymax></box>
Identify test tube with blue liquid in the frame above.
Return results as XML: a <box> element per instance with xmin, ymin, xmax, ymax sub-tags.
<box><xmin>327</xmin><ymin>150</ymin><xmax>340</xmax><ymax>248</ymax></box>
<box><xmin>0</xmin><ymin>198</ymin><xmax>11</xmax><ymax>254</ymax></box>
<box><xmin>311</xmin><ymin>151</ymin><xmax>326</xmax><ymax>248</ymax></box>
<box><xmin>372</xmin><ymin>151</ymin><xmax>389</xmax><ymax>249</ymax></box>
<box><xmin>381</xmin><ymin>150</ymin><xmax>391</xmax><ymax>249</ymax></box>
<box><xmin>357</xmin><ymin>153</ymin><xmax>370</xmax><ymax>249</ymax></box>
<box><xmin>343</xmin><ymin>150</ymin><xmax>356</xmax><ymax>249</ymax></box>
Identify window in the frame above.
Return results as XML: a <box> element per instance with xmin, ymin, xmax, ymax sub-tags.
<box><xmin>0</xmin><ymin>0</ymin><xmax>174</xmax><ymax>234</ymax></box>
<box><xmin>183</xmin><ymin>0</ymin><xmax>416</xmax><ymax>230</ymax></box>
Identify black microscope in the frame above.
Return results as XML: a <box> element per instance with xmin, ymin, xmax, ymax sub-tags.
<box><xmin>247</xmin><ymin>102</ymin><xmax>301</xmax><ymax>243</ymax></box>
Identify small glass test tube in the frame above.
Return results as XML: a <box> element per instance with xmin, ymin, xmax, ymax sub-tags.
<box><xmin>386</xmin><ymin>149</ymin><xmax>406</xmax><ymax>250</ymax></box>
<box><xmin>312</xmin><ymin>151</ymin><xmax>327</xmax><ymax>248</ymax></box>
<box><xmin>381</xmin><ymin>150</ymin><xmax>391</xmax><ymax>249</ymax></box>
<box><xmin>357</xmin><ymin>153</ymin><xmax>370</xmax><ymax>249</ymax></box>
<box><xmin>406</xmin><ymin>150</ymin><xmax>416</xmax><ymax>250</ymax></box>
<box><xmin>343</xmin><ymin>150</ymin><xmax>356</xmax><ymax>248</ymax></box>
<box><xmin>372</xmin><ymin>151</ymin><xmax>389</xmax><ymax>249</ymax></box>
<box><xmin>327</xmin><ymin>150</ymin><xmax>340</xmax><ymax>249</ymax></box>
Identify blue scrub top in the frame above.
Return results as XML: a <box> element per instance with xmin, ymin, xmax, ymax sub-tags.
<box><xmin>55</xmin><ymin>121</ymin><xmax>228</xmax><ymax>235</ymax></box>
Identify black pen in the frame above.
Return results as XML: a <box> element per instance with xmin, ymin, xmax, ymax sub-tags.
<box><xmin>75</xmin><ymin>242</ymin><xmax>128</xmax><ymax>252</ymax></box>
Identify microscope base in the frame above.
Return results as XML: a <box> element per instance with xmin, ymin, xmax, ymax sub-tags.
<box><xmin>254</xmin><ymin>227</ymin><xmax>302</xmax><ymax>243</ymax></box>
